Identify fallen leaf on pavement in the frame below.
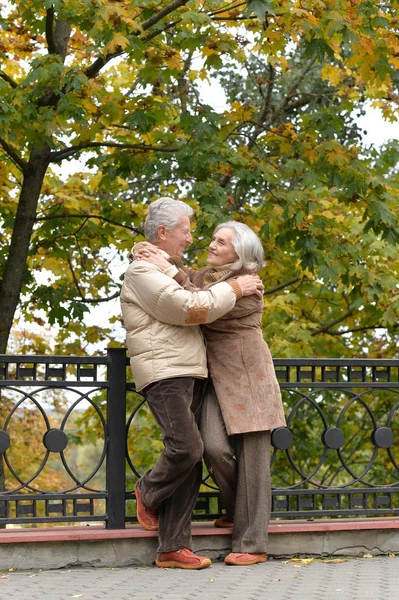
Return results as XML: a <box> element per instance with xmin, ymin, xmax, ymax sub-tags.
<box><xmin>290</xmin><ymin>557</ymin><xmax>314</xmax><ymax>564</ymax></box>
<box><xmin>363</xmin><ymin>554</ymin><xmax>373</xmax><ymax>559</ymax></box>
<box><xmin>321</xmin><ymin>558</ymin><xmax>347</xmax><ymax>563</ymax></box>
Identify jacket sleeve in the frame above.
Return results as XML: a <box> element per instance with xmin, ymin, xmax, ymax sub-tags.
<box><xmin>173</xmin><ymin>267</ymin><xmax>200</xmax><ymax>292</ymax></box>
<box><xmin>121</xmin><ymin>261</ymin><xmax>237</xmax><ymax>326</ymax></box>
<box><xmin>214</xmin><ymin>293</ymin><xmax>263</xmax><ymax>320</ymax></box>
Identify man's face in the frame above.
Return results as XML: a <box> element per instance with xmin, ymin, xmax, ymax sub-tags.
<box><xmin>157</xmin><ymin>215</ymin><xmax>193</xmax><ymax>257</ymax></box>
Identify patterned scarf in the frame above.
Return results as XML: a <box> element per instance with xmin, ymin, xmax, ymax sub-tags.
<box><xmin>203</xmin><ymin>265</ymin><xmax>234</xmax><ymax>286</ymax></box>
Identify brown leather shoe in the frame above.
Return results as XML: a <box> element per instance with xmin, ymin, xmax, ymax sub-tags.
<box><xmin>214</xmin><ymin>514</ymin><xmax>234</xmax><ymax>528</ymax></box>
<box><xmin>155</xmin><ymin>548</ymin><xmax>212</xmax><ymax>570</ymax></box>
<box><xmin>135</xmin><ymin>479</ymin><xmax>158</xmax><ymax>531</ymax></box>
<box><xmin>224</xmin><ymin>552</ymin><xmax>267</xmax><ymax>566</ymax></box>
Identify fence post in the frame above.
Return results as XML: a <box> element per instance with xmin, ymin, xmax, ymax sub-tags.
<box><xmin>106</xmin><ymin>347</ymin><xmax>127</xmax><ymax>529</ymax></box>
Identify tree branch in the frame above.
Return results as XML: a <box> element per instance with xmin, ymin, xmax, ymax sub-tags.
<box><xmin>84</xmin><ymin>0</ymin><xmax>191</xmax><ymax>79</ymax></box>
<box><xmin>49</xmin><ymin>142</ymin><xmax>178</xmax><ymax>162</ymax></box>
<box><xmin>84</xmin><ymin>49</ymin><xmax>125</xmax><ymax>80</ymax></box>
<box><xmin>264</xmin><ymin>277</ymin><xmax>301</xmax><ymax>295</ymax></box>
<box><xmin>311</xmin><ymin>310</ymin><xmax>354</xmax><ymax>336</ymax></box>
<box><xmin>177</xmin><ymin>51</ymin><xmax>193</xmax><ymax>112</ymax></box>
<box><xmin>274</xmin><ymin>57</ymin><xmax>318</xmax><ymax>123</ymax></box>
<box><xmin>76</xmin><ymin>291</ymin><xmax>121</xmax><ymax>304</ymax></box>
<box><xmin>0</xmin><ymin>70</ymin><xmax>17</xmax><ymax>88</ymax></box>
<box><xmin>45</xmin><ymin>7</ymin><xmax>57</xmax><ymax>54</ymax></box>
<box><xmin>0</xmin><ymin>138</ymin><xmax>28</xmax><ymax>171</ymax></box>
<box><xmin>208</xmin><ymin>1</ymin><xmax>247</xmax><ymax>16</ymax></box>
<box><xmin>141</xmin><ymin>0</ymin><xmax>190</xmax><ymax>31</ymax></box>
<box><xmin>67</xmin><ymin>257</ymin><xmax>121</xmax><ymax>304</ymax></box>
<box><xmin>320</xmin><ymin>324</ymin><xmax>386</xmax><ymax>337</ymax></box>
<box><xmin>36</xmin><ymin>213</ymin><xmax>142</xmax><ymax>234</ymax></box>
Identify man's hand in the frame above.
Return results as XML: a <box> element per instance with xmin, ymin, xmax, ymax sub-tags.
<box><xmin>236</xmin><ymin>274</ymin><xmax>264</xmax><ymax>298</ymax></box>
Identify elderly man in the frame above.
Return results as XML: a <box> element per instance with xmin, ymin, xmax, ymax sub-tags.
<box><xmin>120</xmin><ymin>197</ymin><xmax>263</xmax><ymax>570</ymax></box>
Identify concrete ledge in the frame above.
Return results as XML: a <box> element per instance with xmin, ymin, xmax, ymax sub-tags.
<box><xmin>1</xmin><ymin>518</ymin><xmax>399</xmax><ymax>570</ymax></box>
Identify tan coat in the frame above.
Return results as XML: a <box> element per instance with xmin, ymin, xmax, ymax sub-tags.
<box><xmin>120</xmin><ymin>260</ymin><xmax>238</xmax><ymax>391</ymax></box>
<box><xmin>174</xmin><ymin>265</ymin><xmax>286</xmax><ymax>435</ymax></box>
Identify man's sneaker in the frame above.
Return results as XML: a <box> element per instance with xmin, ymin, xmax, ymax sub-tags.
<box><xmin>214</xmin><ymin>514</ymin><xmax>234</xmax><ymax>528</ymax></box>
<box><xmin>135</xmin><ymin>479</ymin><xmax>158</xmax><ymax>531</ymax></box>
<box><xmin>224</xmin><ymin>552</ymin><xmax>266</xmax><ymax>566</ymax></box>
<box><xmin>155</xmin><ymin>548</ymin><xmax>211</xmax><ymax>570</ymax></box>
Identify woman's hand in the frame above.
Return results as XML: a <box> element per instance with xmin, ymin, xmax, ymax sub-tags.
<box><xmin>133</xmin><ymin>241</ymin><xmax>161</xmax><ymax>259</ymax></box>
<box><xmin>134</xmin><ymin>243</ymin><xmax>171</xmax><ymax>271</ymax></box>
<box><xmin>236</xmin><ymin>274</ymin><xmax>264</xmax><ymax>298</ymax></box>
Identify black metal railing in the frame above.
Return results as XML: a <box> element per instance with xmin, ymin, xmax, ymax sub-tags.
<box><xmin>0</xmin><ymin>351</ymin><xmax>398</xmax><ymax>528</ymax></box>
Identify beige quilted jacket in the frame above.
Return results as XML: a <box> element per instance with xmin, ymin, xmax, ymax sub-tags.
<box><xmin>120</xmin><ymin>260</ymin><xmax>238</xmax><ymax>391</ymax></box>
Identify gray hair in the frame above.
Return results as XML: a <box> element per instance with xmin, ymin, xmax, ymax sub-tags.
<box><xmin>144</xmin><ymin>197</ymin><xmax>194</xmax><ymax>242</ymax></box>
<box><xmin>213</xmin><ymin>221</ymin><xmax>264</xmax><ymax>273</ymax></box>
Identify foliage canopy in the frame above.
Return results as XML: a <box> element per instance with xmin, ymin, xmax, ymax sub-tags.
<box><xmin>1</xmin><ymin>0</ymin><xmax>399</xmax><ymax>357</ymax></box>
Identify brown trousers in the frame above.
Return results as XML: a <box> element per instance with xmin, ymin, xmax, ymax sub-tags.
<box><xmin>140</xmin><ymin>377</ymin><xmax>205</xmax><ymax>553</ymax></box>
<box><xmin>201</xmin><ymin>382</ymin><xmax>271</xmax><ymax>553</ymax></box>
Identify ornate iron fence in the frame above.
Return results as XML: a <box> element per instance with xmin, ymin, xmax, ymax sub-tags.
<box><xmin>0</xmin><ymin>350</ymin><xmax>398</xmax><ymax>528</ymax></box>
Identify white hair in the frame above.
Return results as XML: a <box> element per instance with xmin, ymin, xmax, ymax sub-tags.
<box><xmin>144</xmin><ymin>197</ymin><xmax>194</xmax><ymax>242</ymax></box>
<box><xmin>213</xmin><ymin>221</ymin><xmax>264</xmax><ymax>273</ymax></box>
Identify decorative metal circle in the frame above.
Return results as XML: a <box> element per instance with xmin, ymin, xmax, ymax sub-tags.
<box><xmin>271</xmin><ymin>427</ymin><xmax>293</xmax><ymax>450</ymax></box>
<box><xmin>43</xmin><ymin>428</ymin><xmax>68</xmax><ymax>453</ymax></box>
<box><xmin>336</xmin><ymin>391</ymin><xmax>379</xmax><ymax>486</ymax></box>
<box><xmin>2</xmin><ymin>385</ymin><xmax>106</xmax><ymax>494</ymax></box>
<box><xmin>322</xmin><ymin>427</ymin><xmax>344</xmax><ymax>450</ymax></box>
<box><xmin>0</xmin><ymin>430</ymin><xmax>10</xmax><ymax>453</ymax></box>
<box><xmin>371</xmin><ymin>427</ymin><xmax>394</xmax><ymax>449</ymax></box>
<box><xmin>3</xmin><ymin>386</ymin><xmax>52</xmax><ymax>493</ymax></box>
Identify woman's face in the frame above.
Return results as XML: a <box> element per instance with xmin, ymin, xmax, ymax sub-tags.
<box><xmin>207</xmin><ymin>227</ymin><xmax>238</xmax><ymax>267</ymax></box>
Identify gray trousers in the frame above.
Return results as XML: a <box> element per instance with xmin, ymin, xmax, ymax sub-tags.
<box><xmin>140</xmin><ymin>377</ymin><xmax>205</xmax><ymax>553</ymax></box>
<box><xmin>201</xmin><ymin>382</ymin><xmax>271</xmax><ymax>553</ymax></box>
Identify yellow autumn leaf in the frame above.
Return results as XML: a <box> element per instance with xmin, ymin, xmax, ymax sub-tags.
<box><xmin>321</xmin><ymin>558</ymin><xmax>347</xmax><ymax>563</ymax></box>
<box><xmin>290</xmin><ymin>557</ymin><xmax>313</xmax><ymax>564</ymax></box>
<box><xmin>291</xmin><ymin>8</ymin><xmax>319</xmax><ymax>26</ymax></box>
<box><xmin>105</xmin><ymin>34</ymin><xmax>130</xmax><ymax>53</ymax></box>
<box><xmin>303</xmin><ymin>148</ymin><xmax>316</xmax><ymax>164</ymax></box>
<box><xmin>299</xmin><ymin>558</ymin><xmax>314</xmax><ymax>565</ymax></box>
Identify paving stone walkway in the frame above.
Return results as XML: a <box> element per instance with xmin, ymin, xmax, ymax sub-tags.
<box><xmin>1</xmin><ymin>555</ymin><xmax>397</xmax><ymax>599</ymax></box>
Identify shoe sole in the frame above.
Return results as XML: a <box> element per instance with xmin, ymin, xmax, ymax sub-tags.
<box><xmin>155</xmin><ymin>559</ymin><xmax>211</xmax><ymax>570</ymax></box>
<box><xmin>137</xmin><ymin>520</ymin><xmax>158</xmax><ymax>531</ymax></box>
<box><xmin>224</xmin><ymin>557</ymin><xmax>267</xmax><ymax>566</ymax></box>
<box><xmin>135</xmin><ymin>482</ymin><xmax>159</xmax><ymax>531</ymax></box>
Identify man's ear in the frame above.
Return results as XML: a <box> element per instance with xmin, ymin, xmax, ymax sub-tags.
<box><xmin>157</xmin><ymin>225</ymin><xmax>167</xmax><ymax>240</ymax></box>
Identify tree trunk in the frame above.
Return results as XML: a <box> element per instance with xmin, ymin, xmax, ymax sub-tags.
<box><xmin>0</xmin><ymin>145</ymin><xmax>50</xmax><ymax>353</ymax></box>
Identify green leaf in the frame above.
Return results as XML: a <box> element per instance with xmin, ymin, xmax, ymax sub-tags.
<box><xmin>304</xmin><ymin>38</ymin><xmax>335</xmax><ymax>62</ymax></box>
<box><xmin>246</xmin><ymin>0</ymin><xmax>276</xmax><ymax>21</ymax></box>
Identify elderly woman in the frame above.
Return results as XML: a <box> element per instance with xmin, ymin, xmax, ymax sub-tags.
<box><xmin>135</xmin><ymin>221</ymin><xmax>286</xmax><ymax>566</ymax></box>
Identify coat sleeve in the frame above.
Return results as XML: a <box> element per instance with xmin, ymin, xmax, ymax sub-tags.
<box><xmin>168</xmin><ymin>258</ymin><xmax>208</xmax><ymax>292</ymax></box>
<box><xmin>121</xmin><ymin>261</ymin><xmax>237</xmax><ymax>326</ymax></box>
<box><xmin>173</xmin><ymin>267</ymin><xmax>200</xmax><ymax>292</ymax></box>
<box><xmin>214</xmin><ymin>292</ymin><xmax>263</xmax><ymax>320</ymax></box>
